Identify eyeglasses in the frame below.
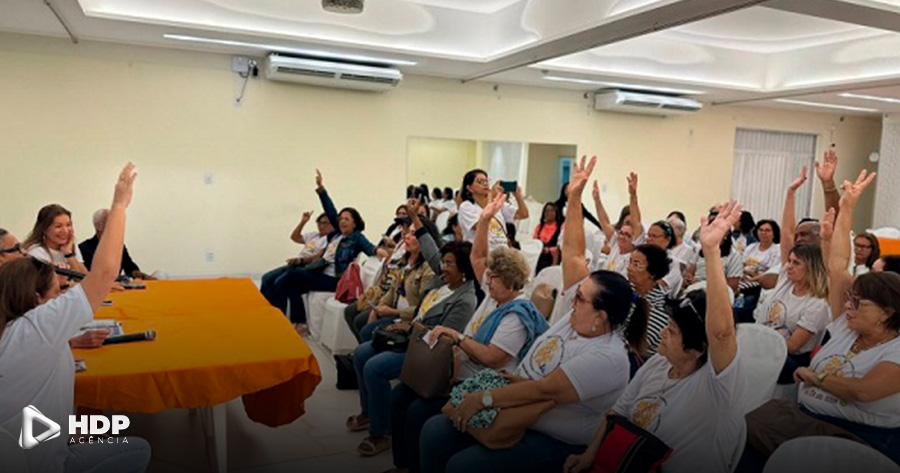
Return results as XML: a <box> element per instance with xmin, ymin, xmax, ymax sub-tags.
<box><xmin>0</xmin><ymin>244</ymin><xmax>21</xmax><ymax>254</ymax></box>
<box><xmin>843</xmin><ymin>291</ymin><xmax>878</xmax><ymax>310</ymax></box>
<box><xmin>474</xmin><ymin>178</ymin><xmax>490</xmax><ymax>185</ymax></box>
<box><xmin>628</xmin><ymin>259</ymin><xmax>646</xmax><ymax>270</ymax></box>
<box><xmin>854</xmin><ymin>244</ymin><xmax>872</xmax><ymax>251</ymax></box>
<box><xmin>679</xmin><ymin>297</ymin><xmax>705</xmax><ymax>324</ymax></box>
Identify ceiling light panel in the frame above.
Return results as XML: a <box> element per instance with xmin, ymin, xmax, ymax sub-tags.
<box><xmin>774</xmin><ymin>99</ymin><xmax>879</xmax><ymax>112</ymax></box>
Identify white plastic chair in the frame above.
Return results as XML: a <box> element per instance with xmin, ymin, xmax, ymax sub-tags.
<box><xmin>867</xmin><ymin>227</ymin><xmax>900</xmax><ymax>239</ymax></box>
<box><xmin>519</xmin><ymin>239</ymin><xmax>543</xmax><ymax>277</ymax></box>
<box><xmin>435</xmin><ymin>212</ymin><xmax>450</xmax><ymax>233</ymax></box>
<box><xmin>735</xmin><ymin>324</ymin><xmax>787</xmax><ymax>414</ymax></box>
<box><xmin>763</xmin><ymin>436</ymin><xmax>900</xmax><ymax>473</ymax></box>
<box><xmin>0</xmin><ymin>425</ymin><xmax>28</xmax><ymax>472</ymax></box>
<box><xmin>683</xmin><ymin>280</ymin><xmax>735</xmax><ymax>305</ymax></box>
<box><xmin>316</xmin><ymin>253</ymin><xmax>374</xmax><ymax>350</ymax></box>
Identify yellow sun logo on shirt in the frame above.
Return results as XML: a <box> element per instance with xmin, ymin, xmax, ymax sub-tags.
<box><xmin>632</xmin><ymin>398</ymin><xmax>663</xmax><ymax>431</ymax></box>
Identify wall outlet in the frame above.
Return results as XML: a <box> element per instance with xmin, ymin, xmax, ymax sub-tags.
<box><xmin>232</xmin><ymin>56</ymin><xmax>250</xmax><ymax>73</ymax></box>
<box><xmin>205</xmin><ymin>249</ymin><xmax>215</xmax><ymax>263</ymax></box>
<box><xmin>204</xmin><ymin>172</ymin><xmax>214</xmax><ymax>185</ymax></box>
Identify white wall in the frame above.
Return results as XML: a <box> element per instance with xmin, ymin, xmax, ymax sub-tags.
<box><xmin>0</xmin><ymin>33</ymin><xmax>882</xmax><ymax>277</ymax></box>
<box><xmin>407</xmin><ymin>137</ymin><xmax>477</xmax><ymax>191</ymax></box>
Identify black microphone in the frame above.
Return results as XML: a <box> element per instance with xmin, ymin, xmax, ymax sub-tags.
<box><xmin>53</xmin><ymin>267</ymin><xmax>86</xmax><ymax>280</ymax></box>
<box><xmin>102</xmin><ymin>330</ymin><xmax>157</xmax><ymax>345</ymax></box>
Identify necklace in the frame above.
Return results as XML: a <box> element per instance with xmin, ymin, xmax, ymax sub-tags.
<box><xmin>850</xmin><ymin>333</ymin><xmax>897</xmax><ymax>355</ymax></box>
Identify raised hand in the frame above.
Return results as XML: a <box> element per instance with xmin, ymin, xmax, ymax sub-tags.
<box><xmin>627</xmin><ymin>172</ymin><xmax>638</xmax><ymax>196</ymax></box>
<box><xmin>815</xmin><ymin>150</ymin><xmax>838</xmax><ymax>183</ymax></box>
<box><xmin>301</xmin><ymin>211</ymin><xmax>312</xmax><ymax>223</ymax></box>
<box><xmin>788</xmin><ymin>166</ymin><xmax>808</xmax><ymax>193</ymax></box>
<box><xmin>315</xmin><ymin>169</ymin><xmax>324</xmax><ymax>190</ymax></box>
<box><xmin>839</xmin><ymin>168</ymin><xmax>877</xmax><ymax>209</ymax></box>
<box><xmin>112</xmin><ymin>162</ymin><xmax>137</xmax><ymax>208</ymax></box>
<box><xmin>592</xmin><ymin>180</ymin><xmax>600</xmax><ymax>202</ymax></box>
<box><xmin>479</xmin><ymin>192</ymin><xmax>506</xmax><ymax>222</ymax></box>
<box><xmin>700</xmin><ymin>201</ymin><xmax>743</xmax><ymax>250</ymax></box>
<box><xmin>820</xmin><ymin>207</ymin><xmax>836</xmax><ymax>242</ymax></box>
<box><xmin>569</xmin><ymin>155</ymin><xmax>597</xmax><ymax>196</ymax></box>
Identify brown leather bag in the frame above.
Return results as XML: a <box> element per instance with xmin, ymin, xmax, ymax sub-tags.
<box><xmin>399</xmin><ymin>323</ymin><xmax>455</xmax><ymax>399</ymax></box>
<box><xmin>441</xmin><ymin>398</ymin><xmax>556</xmax><ymax>450</ymax></box>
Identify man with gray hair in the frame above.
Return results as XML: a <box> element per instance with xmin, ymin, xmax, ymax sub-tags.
<box><xmin>78</xmin><ymin>209</ymin><xmax>155</xmax><ymax>280</ymax></box>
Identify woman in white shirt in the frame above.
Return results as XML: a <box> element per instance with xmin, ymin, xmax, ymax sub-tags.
<box><xmin>421</xmin><ymin>156</ymin><xmax>650</xmax><ymax>473</ymax></box>
<box><xmin>260</xmin><ymin>211</ymin><xmax>332</xmax><ymax>303</ymax></box>
<box><xmin>565</xmin><ymin>201</ymin><xmax>746</xmax><ymax>473</ymax></box>
<box><xmin>753</xmin><ymin>169</ymin><xmax>900</xmax><ymax>465</ymax></box>
<box><xmin>0</xmin><ymin>164</ymin><xmax>151</xmax><ymax>473</ymax></box>
<box><xmin>742</xmin><ymin>220</ymin><xmax>781</xmax><ymax>278</ymax></box>
<box><xmin>852</xmin><ymin>233</ymin><xmax>880</xmax><ymax>277</ymax></box>
<box><xmin>456</xmin><ymin>169</ymin><xmax>528</xmax><ymax>252</ymax></box>
<box><xmin>754</xmin><ymin>244</ymin><xmax>830</xmax><ymax>384</ymax></box>
<box><xmin>22</xmin><ymin>204</ymin><xmax>88</xmax><ymax>274</ymax></box>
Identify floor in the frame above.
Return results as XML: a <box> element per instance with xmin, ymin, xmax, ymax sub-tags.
<box><xmin>124</xmin><ymin>336</ymin><xmax>394</xmax><ymax>473</ymax></box>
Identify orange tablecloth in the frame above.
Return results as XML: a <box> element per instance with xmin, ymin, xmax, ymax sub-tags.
<box><xmin>878</xmin><ymin>237</ymin><xmax>900</xmax><ymax>256</ymax></box>
<box><xmin>73</xmin><ymin>279</ymin><xmax>321</xmax><ymax>427</ymax></box>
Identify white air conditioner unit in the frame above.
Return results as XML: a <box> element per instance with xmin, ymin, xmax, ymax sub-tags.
<box><xmin>593</xmin><ymin>90</ymin><xmax>702</xmax><ymax>116</ymax></box>
<box><xmin>265</xmin><ymin>54</ymin><xmax>402</xmax><ymax>92</ymax></box>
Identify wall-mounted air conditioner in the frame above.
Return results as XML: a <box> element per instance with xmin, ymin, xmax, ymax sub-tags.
<box><xmin>594</xmin><ymin>90</ymin><xmax>702</xmax><ymax>116</ymax></box>
<box><xmin>265</xmin><ymin>54</ymin><xmax>402</xmax><ymax>92</ymax></box>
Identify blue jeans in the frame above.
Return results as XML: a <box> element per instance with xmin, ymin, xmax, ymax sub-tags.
<box><xmin>360</xmin><ymin>318</ymin><xmax>394</xmax><ymax>343</ymax></box>
<box><xmin>419</xmin><ymin>415</ymin><xmax>585</xmax><ymax>473</ymax></box>
<box><xmin>353</xmin><ymin>341</ymin><xmax>407</xmax><ymax>437</ymax></box>
<box><xmin>261</xmin><ymin>267</ymin><xmax>338</xmax><ymax>323</ymax></box>
<box><xmin>65</xmin><ymin>436</ymin><xmax>151</xmax><ymax>473</ymax></box>
<box><xmin>391</xmin><ymin>383</ymin><xmax>448</xmax><ymax>472</ymax></box>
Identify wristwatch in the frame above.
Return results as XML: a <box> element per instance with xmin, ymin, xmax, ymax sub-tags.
<box><xmin>456</xmin><ymin>333</ymin><xmax>467</xmax><ymax>345</ymax></box>
<box><xmin>817</xmin><ymin>372</ymin><xmax>829</xmax><ymax>385</ymax></box>
<box><xmin>482</xmin><ymin>390</ymin><xmax>493</xmax><ymax>408</ymax></box>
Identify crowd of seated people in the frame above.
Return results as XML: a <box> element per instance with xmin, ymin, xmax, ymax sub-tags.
<box><xmin>249</xmin><ymin>150</ymin><xmax>897</xmax><ymax>473</ymax></box>
<box><xmin>0</xmin><ymin>165</ymin><xmax>152</xmax><ymax>473</ymax></box>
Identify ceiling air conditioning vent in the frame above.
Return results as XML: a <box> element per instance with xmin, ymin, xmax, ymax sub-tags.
<box><xmin>594</xmin><ymin>90</ymin><xmax>702</xmax><ymax>116</ymax></box>
<box><xmin>265</xmin><ymin>54</ymin><xmax>402</xmax><ymax>92</ymax></box>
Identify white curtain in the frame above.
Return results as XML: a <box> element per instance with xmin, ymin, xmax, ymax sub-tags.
<box><xmin>484</xmin><ymin>141</ymin><xmax>527</xmax><ymax>185</ymax></box>
<box><xmin>731</xmin><ymin>129</ymin><xmax>817</xmax><ymax>222</ymax></box>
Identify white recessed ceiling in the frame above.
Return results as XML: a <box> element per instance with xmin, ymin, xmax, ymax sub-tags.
<box><xmin>3</xmin><ymin>0</ymin><xmax>900</xmax><ymax>114</ymax></box>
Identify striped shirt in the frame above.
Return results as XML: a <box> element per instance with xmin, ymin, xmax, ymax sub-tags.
<box><xmin>644</xmin><ymin>286</ymin><xmax>670</xmax><ymax>357</ymax></box>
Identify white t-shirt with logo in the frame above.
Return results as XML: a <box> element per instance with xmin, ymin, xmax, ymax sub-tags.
<box><xmin>603</xmin><ymin>240</ymin><xmax>631</xmax><ymax>279</ymax></box>
<box><xmin>0</xmin><ymin>285</ymin><xmax>93</xmax><ymax>473</ymax></box>
<box><xmin>298</xmin><ymin>232</ymin><xmax>329</xmax><ymax>260</ymax></box>
<box><xmin>613</xmin><ymin>350</ymin><xmax>746</xmax><ymax>473</ymax></box>
<box><xmin>456</xmin><ymin>277</ymin><xmax>527</xmax><ymax>380</ymax></box>
<box><xmin>799</xmin><ymin>314</ymin><xmax>900</xmax><ymax>428</ymax></box>
<box><xmin>27</xmin><ymin>245</ymin><xmax>84</xmax><ymax>268</ymax></box>
<box><xmin>670</xmin><ymin>242</ymin><xmax>698</xmax><ymax>269</ymax></box>
<box><xmin>458</xmin><ymin>200</ymin><xmax>516</xmax><ymax>252</ymax></box>
<box><xmin>516</xmin><ymin>284</ymin><xmax>630</xmax><ymax>445</ymax></box>
<box><xmin>742</xmin><ymin>243</ymin><xmax>780</xmax><ymax>276</ymax></box>
<box><xmin>753</xmin><ymin>270</ymin><xmax>830</xmax><ymax>353</ymax></box>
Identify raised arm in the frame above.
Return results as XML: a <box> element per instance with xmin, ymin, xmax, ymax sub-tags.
<box><xmin>314</xmin><ymin>169</ymin><xmax>339</xmax><ymax>228</ymax></box>
<box><xmin>627</xmin><ymin>172</ymin><xmax>643</xmax><ymax>238</ymax></box>
<box><xmin>591</xmin><ymin>180</ymin><xmax>615</xmax><ymax>242</ymax></box>
<box><xmin>816</xmin><ymin>150</ymin><xmax>841</xmax><ymax>216</ymax></box>
<box><xmin>828</xmin><ymin>169</ymin><xmax>877</xmax><ymax>319</ymax></box>
<box><xmin>700</xmin><ymin>201</ymin><xmax>742</xmax><ymax>374</ymax></box>
<box><xmin>409</xmin><ymin>199</ymin><xmax>443</xmax><ymax>275</ymax></box>
<box><xmin>290</xmin><ymin>211</ymin><xmax>313</xmax><ymax>243</ymax></box>
<box><xmin>471</xmin><ymin>193</ymin><xmax>506</xmax><ymax>282</ymax></box>
<box><xmin>781</xmin><ymin>166</ymin><xmax>807</xmax><ymax>265</ymax></box>
<box><xmin>81</xmin><ymin>164</ymin><xmax>135</xmax><ymax>311</ymax></box>
<box><xmin>512</xmin><ymin>186</ymin><xmax>529</xmax><ymax>220</ymax></box>
<box><xmin>562</xmin><ymin>156</ymin><xmax>596</xmax><ymax>290</ymax></box>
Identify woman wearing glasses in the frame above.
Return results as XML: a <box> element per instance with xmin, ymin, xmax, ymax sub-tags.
<box><xmin>852</xmin><ymin>233</ymin><xmax>880</xmax><ymax>277</ymax></box>
<box><xmin>565</xmin><ymin>201</ymin><xmax>747</xmax><ymax>473</ymax></box>
<box><xmin>0</xmin><ymin>228</ymin><xmax>25</xmax><ymax>265</ymax></box>
<box><xmin>420</xmin><ymin>156</ymin><xmax>649</xmax><ymax>473</ymax></box>
<box><xmin>457</xmin><ymin>169</ymin><xmax>528</xmax><ymax>252</ymax></box>
<box><xmin>626</xmin><ymin>244</ymin><xmax>671</xmax><ymax>358</ymax></box>
<box><xmin>788</xmin><ymin>170</ymin><xmax>900</xmax><ymax>465</ymax></box>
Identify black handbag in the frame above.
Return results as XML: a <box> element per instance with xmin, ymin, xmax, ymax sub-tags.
<box><xmin>334</xmin><ymin>354</ymin><xmax>358</xmax><ymax>390</ymax></box>
<box><xmin>371</xmin><ymin>325</ymin><xmax>410</xmax><ymax>353</ymax></box>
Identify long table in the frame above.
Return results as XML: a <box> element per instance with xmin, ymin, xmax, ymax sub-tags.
<box><xmin>73</xmin><ymin>278</ymin><xmax>322</xmax><ymax>472</ymax></box>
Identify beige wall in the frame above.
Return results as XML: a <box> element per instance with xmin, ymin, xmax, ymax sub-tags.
<box><xmin>407</xmin><ymin>137</ymin><xmax>476</xmax><ymax>191</ymax></box>
<box><xmin>0</xmin><ymin>33</ymin><xmax>882</xmax><ymax>276</ymax></box>
<box><xmin>526</xmin><ymin>143</ymin><xmax>577</xmax><ymax>204</ymax></box>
